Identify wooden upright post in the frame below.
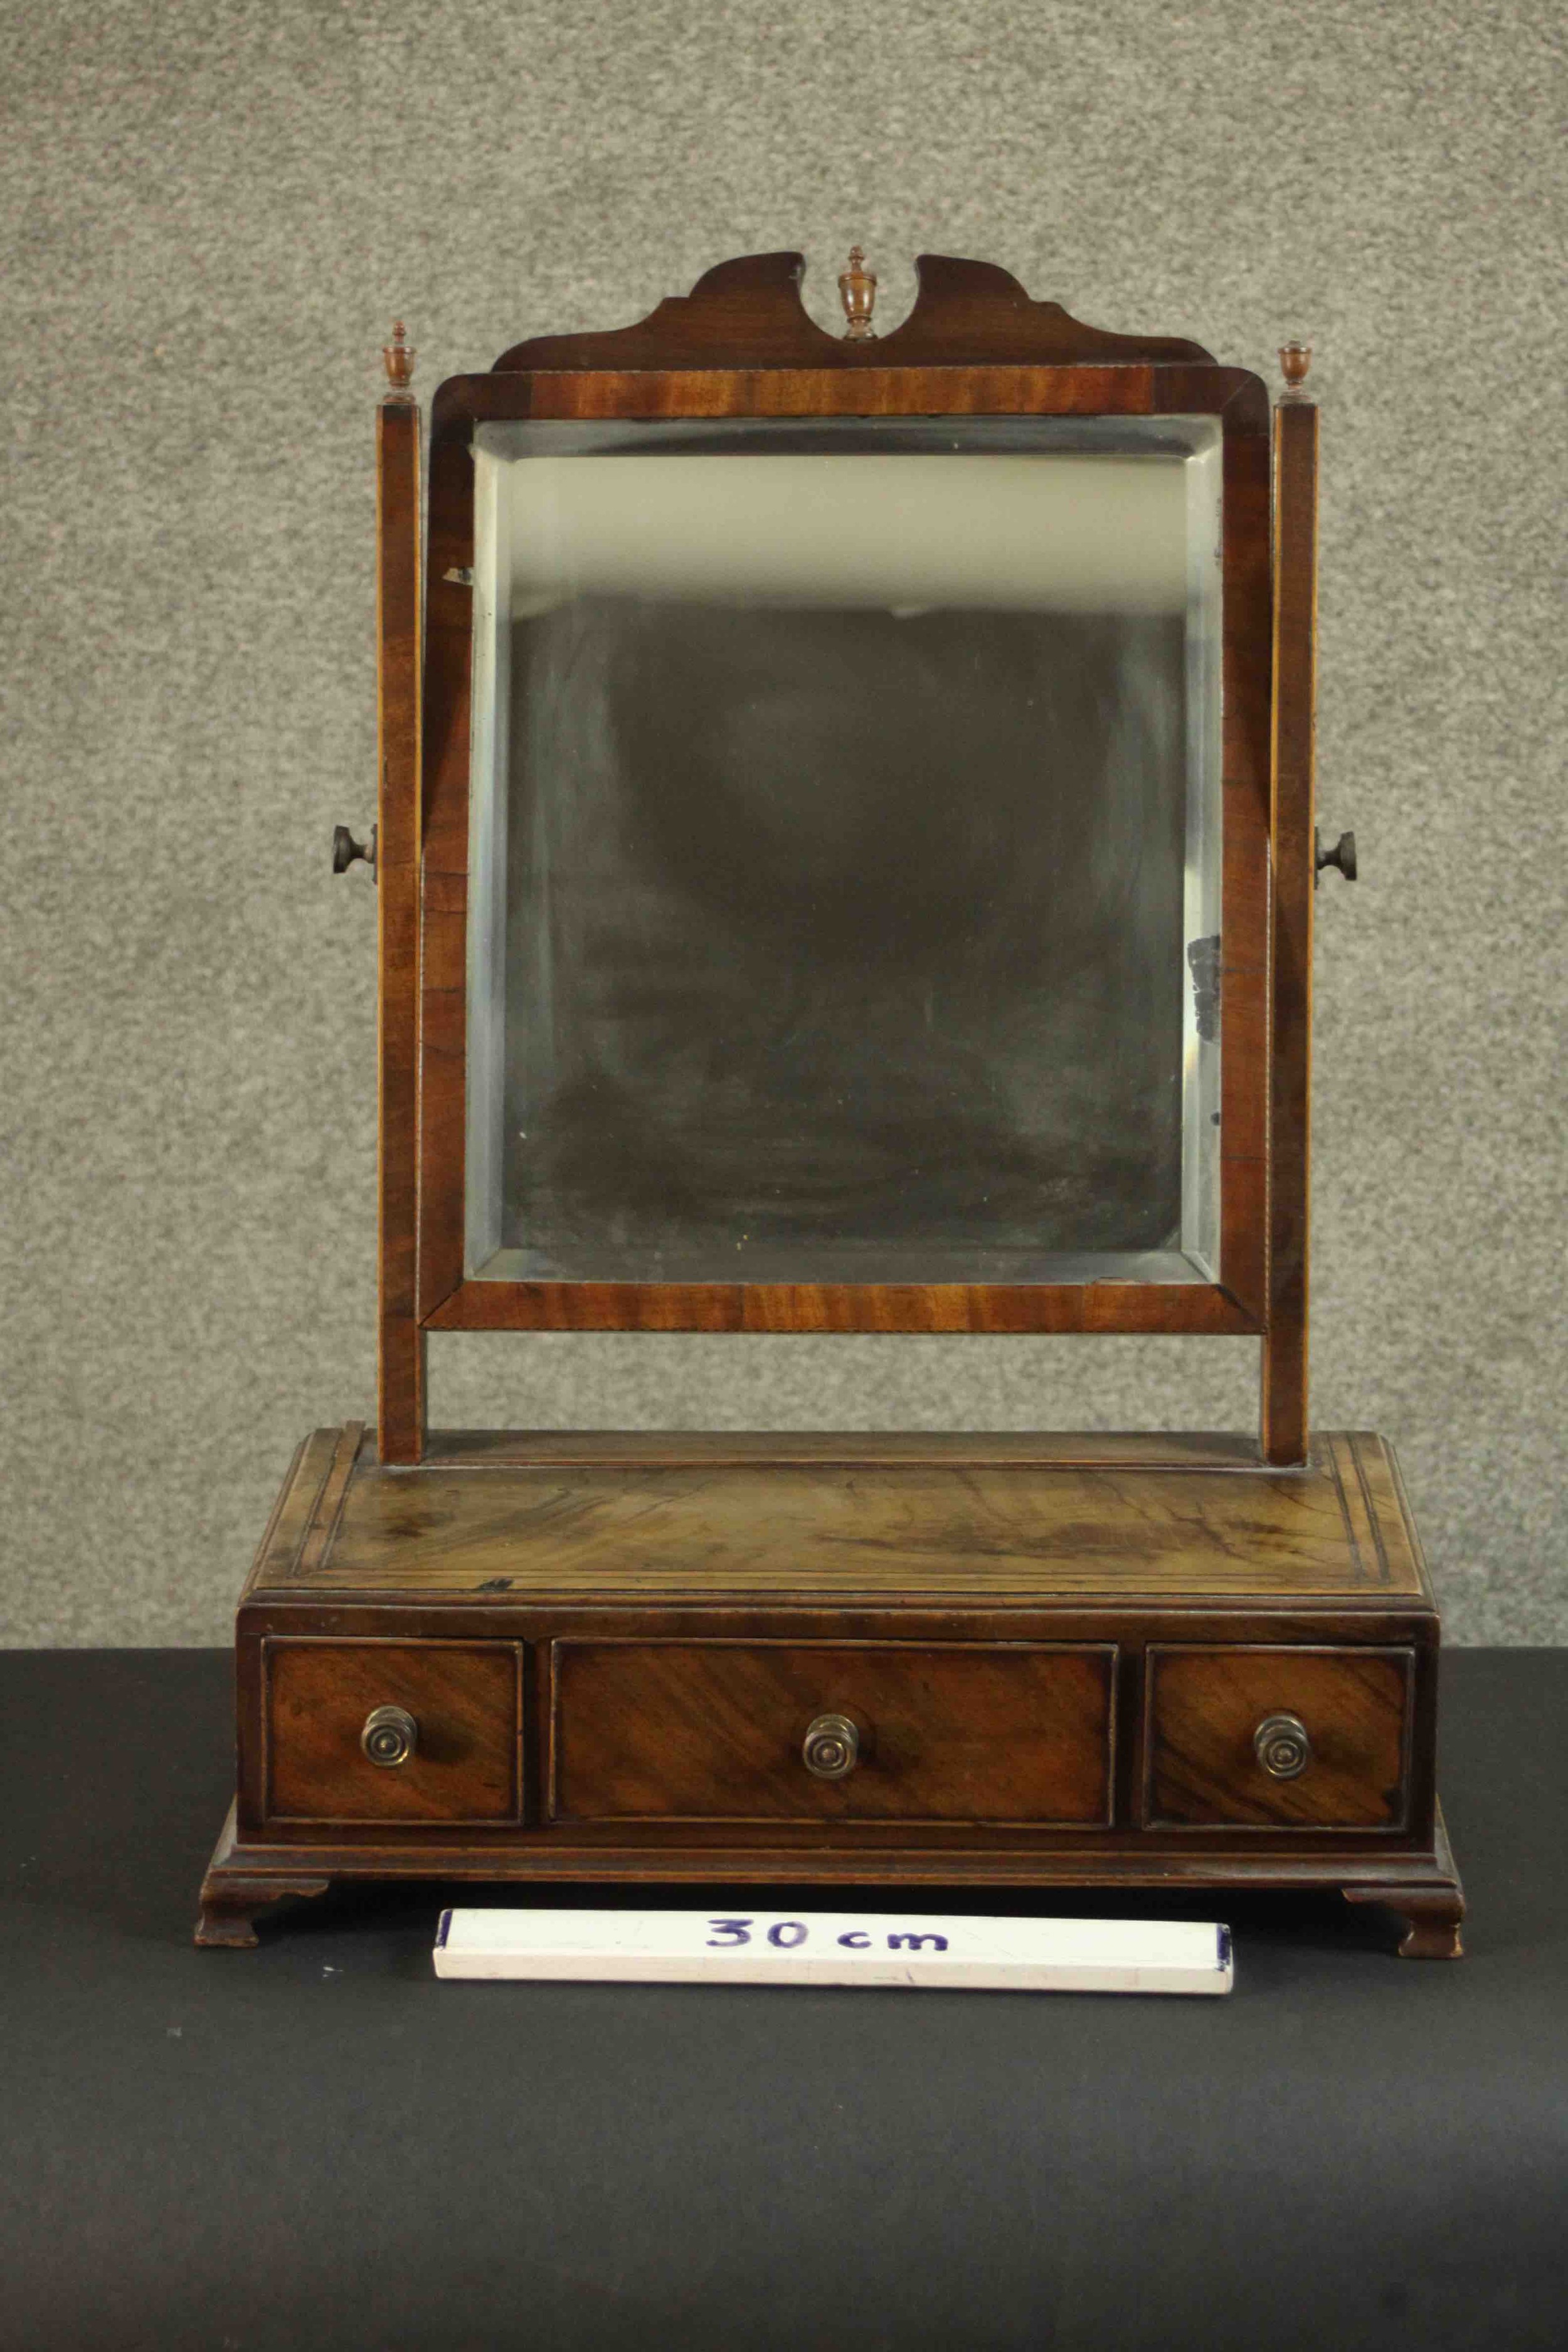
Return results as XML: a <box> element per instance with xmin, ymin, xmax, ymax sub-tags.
<box><xmin>1261</xmin><ymin>342</ymin><xmax>1319</xmax><ymax>1465</ymax></box>
<box><xmin>376</xmin><ymin>322</ymin><xmax>426</xmax><ymax>1463</ymax></box>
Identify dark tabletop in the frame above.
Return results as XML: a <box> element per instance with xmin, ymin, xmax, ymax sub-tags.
<box><xmin>1</xmin><ymin>1648</ymin><xmax>1564</xmax><ymax>2352</ymax></box>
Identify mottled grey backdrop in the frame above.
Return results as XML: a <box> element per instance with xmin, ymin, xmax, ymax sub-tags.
<box><xmin>3</xmin><ymin>0</ymin><xmax>1563</xmax><ymax>1645</ymax></box>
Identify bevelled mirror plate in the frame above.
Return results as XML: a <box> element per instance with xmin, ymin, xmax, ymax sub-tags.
<box><xmin>464</xmin><ymin>417</ymin><xmax>1222</xmax><ymax>1287</ymax></box>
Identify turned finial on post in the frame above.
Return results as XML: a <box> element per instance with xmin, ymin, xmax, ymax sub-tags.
<box><xmin>1279</xmin><ymin>339</ymin><xmax>1313</xmax><ymax>401</ymax></box>
<box><xmin>839</xmin><ymin>246</ymin><xmax>877</xmax><ymax>341</ymax></box>
<box><xmin>381</xmin><ymin>319</ymin><xmax>416</xmax><ymax>402</ymax></box>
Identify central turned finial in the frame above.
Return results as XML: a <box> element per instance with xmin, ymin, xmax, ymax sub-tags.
<box><xmin>839</xmin><ymin>246</ymin><xmax>877</xmax><ymax>340</ymax></box>
<box><xmin>381</xmin><ymin>319</ymin><xmax>416</xmax><ymax>401</ymax></box>
<box><xmin>1279</xmin><ymin>338</ymin><xmax>1313</xmax><ymax>400</ymax></box>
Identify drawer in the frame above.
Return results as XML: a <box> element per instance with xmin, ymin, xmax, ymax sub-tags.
<box><xmin>264</xmin><ymin>1640</ymin><xmax>522</xmax><ymax>1824</ymax></box>
<box><xmin>1143</xmin><ymin>1646</ymin><xmax>1413</xmax><ymax>1830</ymax></box>
<box><xmin>548</xmin><ymin>1641</ymin><xmax>1116</xmax><ymax>1825</ymax></box>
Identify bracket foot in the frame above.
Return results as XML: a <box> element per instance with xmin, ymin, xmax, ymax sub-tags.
<box><xmin>1343</xmin><ymin>1886</ymin><xmax>1465</xmax><ymax>1961</ymax></box>
<box><xmin>196</xmin><ymin>1872</ymin><xmax>332</xmax><ymax>1949</ymax></box>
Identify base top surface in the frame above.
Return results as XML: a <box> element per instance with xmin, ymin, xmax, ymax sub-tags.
<box><xmin>246</xmin><ymin>1428</ymin><xmax>1431</xmax><ymax>1604</ymax></box>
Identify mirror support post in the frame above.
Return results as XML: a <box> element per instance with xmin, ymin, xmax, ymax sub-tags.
<box><xmin>1261</xmin><ymin>350</ymin><xmax>1319</xmax><ymax>1466</ymax></box>
<box><xmin>376</xmin><ymin>326</ymin><xmax>426</xmax><ymax>1466</ymax></box>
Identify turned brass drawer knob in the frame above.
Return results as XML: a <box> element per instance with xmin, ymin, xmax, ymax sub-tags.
<box><xmin>1254</xmin><ymin>1711</ymin><xmax>1311</xmax><ymax>1780</ymax></box>
<box><xmin>802</xmin><ymin>1713</ymin><xmax>860</xmax><ymax>1780</ymax></box>
<box><xmin>361</xmin><ymin>1703</ymin><xmax>418</xmax><ymax>1767</ymax></box>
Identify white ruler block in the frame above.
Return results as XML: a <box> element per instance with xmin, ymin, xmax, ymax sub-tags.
<box><xmin>434</xmin><ymin>1909</ymin><xmax>1233</xmax><ymax>1994</ymax></box>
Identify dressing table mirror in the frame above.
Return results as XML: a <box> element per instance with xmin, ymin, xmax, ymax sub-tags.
<box><xmin>197</xmin><ymin>251</ymin><xmax>1462</xmax><ymax>1957</ymax></box>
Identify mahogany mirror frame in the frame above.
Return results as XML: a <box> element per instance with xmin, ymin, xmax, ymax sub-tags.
<box><xmin>371</xmin><ymin>256</ymin><xmax>1316</xmax><ymax>1471</ymax></box>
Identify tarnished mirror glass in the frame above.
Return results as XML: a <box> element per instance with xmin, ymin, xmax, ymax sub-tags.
<box><xmin>465</xmin><ymin>417</ymin><xmax>1222</xmax><ymax>1285</ymax></box>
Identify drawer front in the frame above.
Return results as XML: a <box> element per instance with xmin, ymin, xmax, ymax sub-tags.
<box><xmin>549</xmin><ymin>1641</ymin><xmax>1115</xmax><ymax>1826</ymax></box>
<box><xmin>1145</xmin><ymin>1646</ymin><xmax>1413</xmax><ymax>1830</ymax></box>
<box><xmin>265</xmin><ymin>1640</ymin><xmax>522</xmax><ymax>1825</ymax></box>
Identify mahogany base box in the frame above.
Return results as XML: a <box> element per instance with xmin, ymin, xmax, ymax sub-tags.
<box><xmin>198</xmin><ymin>1426</ymin><xmax>1464</xmax><ymax>1959</ymax></box>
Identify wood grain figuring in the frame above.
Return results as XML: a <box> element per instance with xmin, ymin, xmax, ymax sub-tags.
<box><xmin>1262</xmin><ymin>395</ymin><xmax>1320</xmax><ymax>1462</ymax></box>
<box><xmin>246</xmin><ymin>1430</ymin><xmax>1424</xmax><ymax>1601</ymax></box>
<box><xmin>265</xmin><ymin>1640</ymin><xmax>522</xmax><ymax>1824</ymax></box>
<box><xmin>1146</xmin><ymin>1646</ymin><xmax>1411</xmax><ymax>1829</ymax></box>
<box><xmin>415</xmin><ymin>342</ymin><xmax>1271</xmax><ymax>1341</ymax></box>
<box><xmin>375</xmin><ymin>391</ymin><xmax>426</xmax><ymax>1461</ymax></box>
<box><xmin>548</xmin><ymin>1641</ymin><xmax>1115</xmax><ymax>1825</ymax></box>
<box><xmin>422</xmin><ymin>1279</ymin><xmax>1261</xmax><ymax>1337</ymax></box>
<box><xmin>490</xmin><ymin>252</ymin><xmax>1218</xmax><ymax>374</ymax></box>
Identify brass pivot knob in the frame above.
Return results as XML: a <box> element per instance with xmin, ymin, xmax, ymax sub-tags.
<box><xmin>333</xmin><ymin>823</ymin><xmax>378</xmax><ymax>877</ymax></box>
<box><xmin>1315</xmin><ymin>827</ymin><xmax>1357</xmax><ymax>884</ymax></box>
<box><xmin>1254</xmin><ymin>1711</ymin><xmax>1311</xmax><ymax>1780</ymax></box>
<box><xmin>802</xmin><ymin>1712</ymin><xmax>860</xmax><ymax>1779</ymax></box>
<box><xmin>361</xmin><ymin>1703</ymin><xmax>418</xmax><ymax>1767</ymax></box>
